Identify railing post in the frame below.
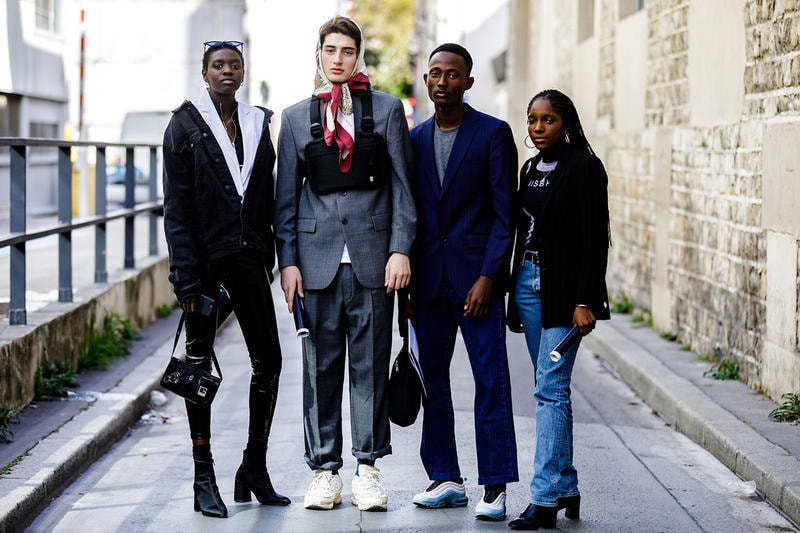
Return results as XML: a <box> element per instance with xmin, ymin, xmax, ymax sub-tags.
<box><xmin>95</xmin><ymin>147</ymin><xmax>108</xmax><ymax>283</ymax></box>
<box><xmin>58</xmin><ymin>145</ymin><xmax>73</xmax><ymax>302</ymax></box>
<box><xmin>124</xmin><ymin>147</ymin><xmax>135</xmax><ymax>268</ymax></box>
<box><xmin>9</xmin><ymin>145</ymin><xmax>27</xmax><ymax>325</ymax></box>
<box><xmin>148</xmin><ymin>146</ymin><xmax>159</xmax><ymax>256</ymax></box>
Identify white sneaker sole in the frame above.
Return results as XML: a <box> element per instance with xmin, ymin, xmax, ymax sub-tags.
<box><xmin>352</xmin><ymin>497</ymin><xmax>388</xmax><ymax>512</ymax></box>
<box><xmin>304</xmin><ymin>494</ymin><xmax>342</xmax><ymax>510</ymax></box>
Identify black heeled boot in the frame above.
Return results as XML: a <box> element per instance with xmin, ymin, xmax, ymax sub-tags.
<box><xmin>508</xmin><ymin>504</ymin><xmax>557</xmax><ymax>530</ymax></box>
<box><xmin>233</xmin><ymin>450</ymin><xmax>291</xmax><ymax>505</ymax></box>
<box><xmin>557</xmin><ymin>494</ymin><xmax>580</xmax><ymax>520</ymax></box>
<box><xmin>193</xmin><ymin>458</ymin><xmax>228</xmax><ymax>518</ymax></box>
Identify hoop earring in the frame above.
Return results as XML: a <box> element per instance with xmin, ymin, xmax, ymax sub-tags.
<box><xmin>565</xmin><ymin>131</ymin><xmax>571</xmax><ymax>144</ymax></box>
<box><xmin>524</xmin><ymin>135</ymin><xmax>535</xmax><ymax>149</ymax></box>
<box><xmin>204</xmin><ymin>81</ymin><xmax>210</xmax><ymax>89</ymax></box>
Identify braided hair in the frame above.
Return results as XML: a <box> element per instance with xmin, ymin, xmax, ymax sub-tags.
<box><xmin>527</xmin><ymin>89</ymin><xmax>594</xmax><ymax>155</ymax></box>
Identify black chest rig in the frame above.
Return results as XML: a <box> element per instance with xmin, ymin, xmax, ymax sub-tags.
<box><xmin>303</xmin><ymin>91</ymin><xmax>391</xmax><ymax>195</ymax></box>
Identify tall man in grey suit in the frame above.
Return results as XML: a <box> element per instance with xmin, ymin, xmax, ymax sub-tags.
<box><xmin>274</xmin><ymin>16</ymin><xmax>416</xmax><ymax>513</ymax></box>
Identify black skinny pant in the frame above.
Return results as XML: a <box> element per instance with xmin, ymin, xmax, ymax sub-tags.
<box><xmin>184</xmin><ymin>250</ymin><xmax>282</xmax><ymax>442</ymax></box>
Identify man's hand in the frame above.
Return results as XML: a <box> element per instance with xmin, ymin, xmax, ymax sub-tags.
<box><xmin>280</xmin><ymin>266</ymin><xmax>304</xmax><ymax>313</ymax></box>
<box><xmin>464</xmin><ymin>275</ymin><xmax>493</xmax><ymax>318</ymax></box>
<box><xmin>384</xmin><ymin>253</ymin><xmax>411</xmax><ymax>293</ymax></box>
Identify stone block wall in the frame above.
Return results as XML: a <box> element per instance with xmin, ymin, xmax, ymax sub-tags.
<box><xmin>667</xmin><ymin>123</ymin><xmax>765</xmax><ymax>384</ymax></box>
<box><xmin>645</xmin><ymin>0</ymin><xmax>689</xmax><ymax>127</ymax></box>
<box><xmin>507</xmin><ymin>0</ymin><xmax>800</xmax><ymax>397</ymax></box>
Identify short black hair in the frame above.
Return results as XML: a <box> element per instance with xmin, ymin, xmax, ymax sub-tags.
<box><xmin>429</xmin><ymin>43</ymin><xmax>473</xmax><ymax>75</ymax></box>
<box><xmin>202</xmin><ymin>43</ymin><xmax>244</xmax><ymax>70</ymax></box>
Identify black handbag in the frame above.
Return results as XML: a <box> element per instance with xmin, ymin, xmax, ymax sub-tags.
<box><xmin>388</xmin><ymin>340</ymin><xmax>422</xmax><ymax>427</ymax></box>
<box><xmin>160</xmin><ymin>312</ymin><xmax>222</xmax><ymax>406</ymax></box>
<box><xmin>303</xmin><ymin>92</ymin><xmax>391</xmax><ymax>195</ymax></box>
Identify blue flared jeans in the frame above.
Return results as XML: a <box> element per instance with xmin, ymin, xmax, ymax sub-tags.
<box><xmin>514</xmin><ymin>259</ymin><xmax>581</xmax><ymax>506</ymax></box>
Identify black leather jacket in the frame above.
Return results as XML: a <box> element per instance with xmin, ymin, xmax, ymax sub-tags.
<box><xmin>162</xmin><ymin>100</ymin><xmax>276</xmax><ymax>301</ymax></box>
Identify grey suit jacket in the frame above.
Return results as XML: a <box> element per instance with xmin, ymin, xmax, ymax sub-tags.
<box><xmin>274</xmin><ymin>90</ymin><xmax>416</xmax><ymax>290</ymax></box>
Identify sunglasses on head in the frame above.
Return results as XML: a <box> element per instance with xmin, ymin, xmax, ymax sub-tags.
<box><xmin>204</xmin><ymin>40</ymin><xmax>244</xmax><ymax>50</ymax></box>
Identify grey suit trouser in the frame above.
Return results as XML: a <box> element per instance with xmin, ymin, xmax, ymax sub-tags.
<box><xmin>301</xmin><ymin>264</ymin><xmax>393</xmax><ymax>472</ymax></box>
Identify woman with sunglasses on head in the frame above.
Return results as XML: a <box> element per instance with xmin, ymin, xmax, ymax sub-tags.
<box><xmin>162</xmin><ymin>40</ymin><xmax>289</xmax><ymax>518</ymax></box>
<box><xmin>506</xmin><ymin>89</ymin><xmax>611</xmax><ymax>530</ymax></box>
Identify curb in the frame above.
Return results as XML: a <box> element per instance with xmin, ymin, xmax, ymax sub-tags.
<box><xmin>0</xmin><ymin>350</ymin><xmax>165</xmax><ymax>533</ymax></box>
<box><xmin>584</xmin><ymin>321</ymin><xmax>800</xmax><ymax>528</ymax></box>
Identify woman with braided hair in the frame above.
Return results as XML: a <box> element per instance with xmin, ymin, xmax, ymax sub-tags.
<box><xmin>507</xmin><ymin>89</ymin><xmax>611</xmax><ymax>530</ymax></box>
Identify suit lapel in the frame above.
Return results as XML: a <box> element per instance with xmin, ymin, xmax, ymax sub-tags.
<box><xmin>417</xmin><ymin>117</ymin><xmax>442</xmax><ymax>198</ymax></box>
<box><xmin>440</xmin><ymin>104</ymin><xmax>478</xmax><ymax>197</ymax></box>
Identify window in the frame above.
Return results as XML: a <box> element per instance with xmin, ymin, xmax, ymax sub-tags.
<box><xmin>578</xmin><ymin>0</ymin><xmax>595</xmax><ymax>42</ymax></box>
<box><xmin>29</xmin><ymin>122</ymin><xmax>59</xmax><ymax>139</ymax></box>
<box><xmin>29</xmin><ymin>122</ymin><xmax>59</xmax><ymax>155</ymax></box>
<box><xmin>0</xmin><ymin>94</ymin><xmax>21</xmax><ymax>137</ymax></box>
<box><xmin>619</xmin><ymin>0</ymin><xmax>645</xmax><ymax>19</ymax></box>
<box><xmin>35</xmin><ymin>0</ymin><xmax>59</xmax><ymax>32</ymax></box>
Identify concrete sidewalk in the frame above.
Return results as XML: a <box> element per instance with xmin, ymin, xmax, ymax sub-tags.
<box><xmin>1</xmin><ymin>289</ymin><xmax>799</xmax><ymax>531</ymax></box>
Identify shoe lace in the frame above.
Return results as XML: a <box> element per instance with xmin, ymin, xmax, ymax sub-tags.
<box><xmin>358</xmin><ymin>467</ymin><xmax>385</xmax><ymax>493</ymax></box>
<box><xmin>311</xmin><ymin>470</ymin><xmax>335</xmax><ymax>492</ymax></box>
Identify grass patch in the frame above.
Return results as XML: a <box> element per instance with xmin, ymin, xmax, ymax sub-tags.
<box><xmin>610</xmin><ymin>294</ymin><xmax>633</xmax><ymax>314</ymax></box>
<box><xmin>697</xmin><ymin>350</ymin><xmax>717</xmax><ymax>363</ymax></box>
<box><xmin>0</xmin><ymin>404</ymin><xmax>19</xmax><ymax>443</ymax></box>
<box><xmin>1</xmin><ymin>453</ymin><xmax>27</xmax><ymax>478</ymax></box>
<box><xmin>34</xmin><ymin>361</ymin><xmax>79</xmax><ymax>400</ymax></box>
<box><xmin>660</xmin><ymin>331</ymin><xmax>677</xmax><ymax>342</ymax></box>
<box><xmin>703</xmin><ymin>357</ymin><xmax>739</xmax><ymax>380</ymax></box>
<box><xmin>155</xmin><ymin>303</ymin><xmax>174</xmax><ymax>319</ymax></box>
<box><xmin>769</xmin><ymin>393</ymin><xmax>800</xmax><ymax>423</ymax></box>
<box><xmin>680</xmin><ymin>343</ymin><xmax>692</xmax><ymax>351</ymax></box>
<box><xmin>78</xmin><ymin>312</ymin><xmax>135</xmax><ymax>371</ymax></box>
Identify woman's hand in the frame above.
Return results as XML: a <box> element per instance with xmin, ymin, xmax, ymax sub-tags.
<box><xmin>573</xmin><ymin>305</ymin><xmax>596</xmax><ymax>336</ymax></box>
<box><xmin>179</xmin><ymin>296</ymin><xmax>198</xmax><ymax>314</ymax></box>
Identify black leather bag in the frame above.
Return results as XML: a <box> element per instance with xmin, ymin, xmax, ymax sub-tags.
<box><xmin>160</xmin><ymin>312</ymin><xmax>222</xmax><ymax>406</ymax></box>
<box><xmin>388</xmin><ymin>341</ymin><xmax>422</xmax><ymax>427</ymax></box>
<box><xmin>304</xmin><ymin>92</ymin><xmax>391</xmax><ymax>195</ymax></box>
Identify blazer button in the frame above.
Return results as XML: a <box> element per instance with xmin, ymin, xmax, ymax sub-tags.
<box><xmin>342</xmin><ymin>218</ymin><xmax>349</xmax><ymax>225</ymax></box>
<box><xmin>341</xmin><ymin>191</ymin><xmax>348</xmax><ymax>196</ymax></box>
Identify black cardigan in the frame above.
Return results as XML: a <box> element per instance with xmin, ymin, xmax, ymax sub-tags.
<box><xmin>508</xmin><ymin>143</ymin><xmax>611</xmax><ymax>330</ymax></box>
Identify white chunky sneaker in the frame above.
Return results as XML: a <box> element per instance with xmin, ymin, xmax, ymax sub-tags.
<box><xmin>304</xmin><ymin>469</ymin><xmax>343</xmax><ymax>510</ymax></box>
<box><xmin>351</xmin><ymin>464</ymin><xmax>388</xmax><ymax>511</ymax></box>
<box><xmin>474</xmin><ymin>488</ymin><xmax>506</xmax><ymax>521</ymax></box>
<box><xmin>412</xmin><ymin>479</ymin><xmax>468</xmax><ymax>508</ymax></box>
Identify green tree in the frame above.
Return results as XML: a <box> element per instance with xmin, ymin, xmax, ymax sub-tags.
<box><xmin>351</xmin><ymin>0</ymin><xmax>415</xmax><ymax>98</ymax></box>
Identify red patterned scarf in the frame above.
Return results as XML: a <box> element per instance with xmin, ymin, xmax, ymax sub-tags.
<box><xmin>315</xmin><ymin>73</ymin><xmax>371</xmax><ymax>172</ymax></box>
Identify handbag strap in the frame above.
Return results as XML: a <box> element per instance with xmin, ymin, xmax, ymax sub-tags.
<box><xmin>171</xmin><ymin>310</ymin><xmax>223</xmax><ymax>380</ymax></box>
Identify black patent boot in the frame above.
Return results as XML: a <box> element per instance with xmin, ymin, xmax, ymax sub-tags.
<box><xmin>508</xmin><ymin>504</ymin><xmax>557</xmax><ymax>530</ymax></box>
<box><xmin>193</xmin><ymin>458</ymin><xmax>228</xmax><ymax>518</ymax></box>
<box><xmin>233</xmin><ymin>449</ymin><xmax>291</xmax><ymax>505</ymax></box>
<box><xmin>234</xmin><ymin>373</ymin><xmax>290</xmax><ymax>506</ymax></box>
<box><xmin>557</xmin><ymin>494</ymin><xmax>580</xmax><ymax>520</ymax></box>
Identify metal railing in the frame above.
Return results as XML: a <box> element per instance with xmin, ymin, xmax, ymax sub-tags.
<box><xmin>0</xmin><ymin>138</ymin><xmax>164</xmax><ymax>325</ymax></box>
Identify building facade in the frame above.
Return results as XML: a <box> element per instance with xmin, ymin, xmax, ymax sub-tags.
<box><xmin>508</xmin><ymin>0</ymin><xmax>800</xmax><ymax>399</ymax></box>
